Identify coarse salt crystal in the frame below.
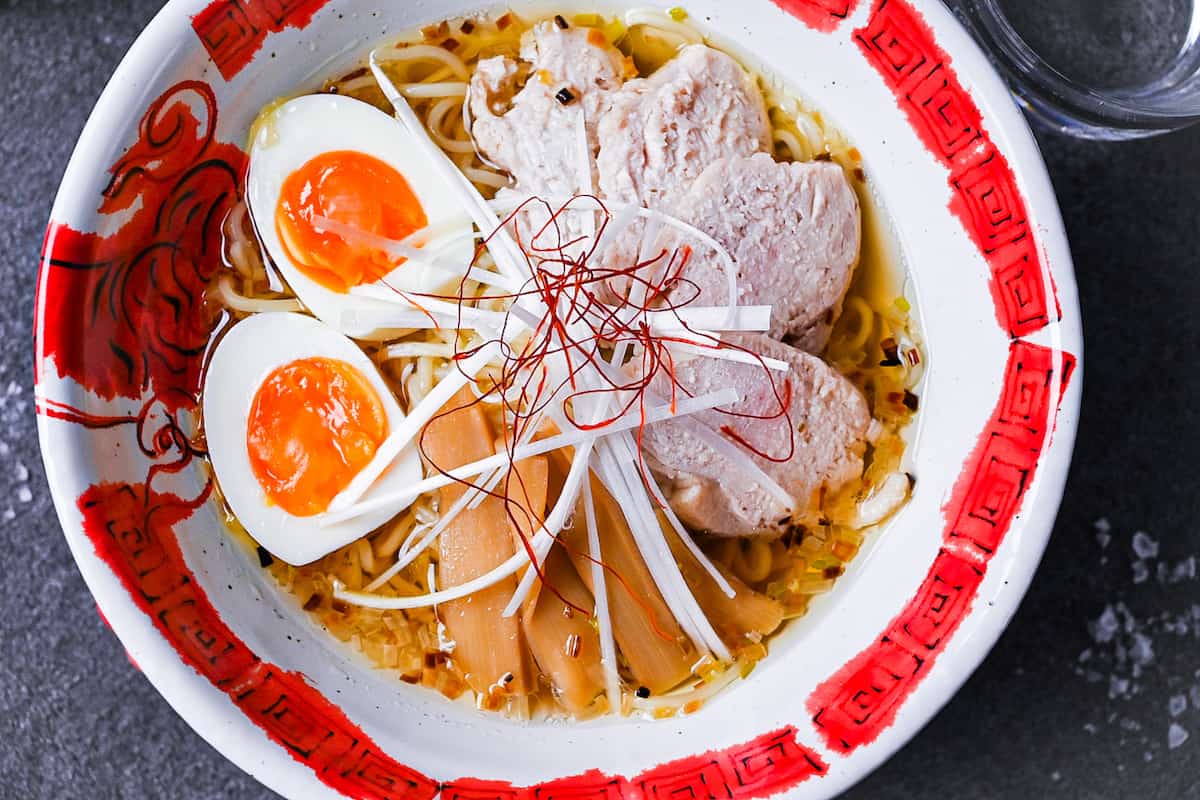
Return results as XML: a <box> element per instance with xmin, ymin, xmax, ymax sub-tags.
<box><xmin>1169</xmin><ymin>694</ymin><xmax>1188</xmax><ymax>717</ymax></box>
<box><xmin>1091</xmin><ymin>605</ymin><xmax>1119</xmax><ymax>644</ymax></box>
<box><xmin>16</xmin><ymin>486</ymin><xmax>32</xmax><ymax>504</ymax></box>
<box><xmin>1132</xmin><ymin>531</ymin><xmax>1159</xmax><ymax>560</ymax></box>
<box><xmin>1133</xmin><ymin>561</ymin><xmax>1149</xmax><ymax>584</ymax></box>
<box><xmin>1166</xmin><ymin>557</ymin><xmax>1196</xmax><ymax>584</ymax></box>
<box><xmin>2</xmin><ymin>507</ymin><xmax>13</xmax><ymax>521</ymax></box>
<box><xmin>1130</xmin><ymin>632</ymin><xmax>1154</xmax><ymax>668</ymax></box>
<box><xmin>1118</xmin><ymin>603</ymin><xmax>1137</xmax><ymax>633</ymax></box>
<box><xmin>14</xmin><ymin>462</ymin><xmax>28</xmax><ymax>482</ymax></box>
<box><xmin>1169</xmin><ymin>723</ymin><xmax>1189</xmax><ymax>750</ymax></box>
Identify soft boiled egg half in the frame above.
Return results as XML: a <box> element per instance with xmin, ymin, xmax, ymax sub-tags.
<box><xmin>247</xmin><ymin>94</ymin><xmax>475</xmax><ymax>340</ymax></box>
<box><xmin>204</xmin><ymin>312</ymin><xmax>420</xmax><ymax>565</ymax></box>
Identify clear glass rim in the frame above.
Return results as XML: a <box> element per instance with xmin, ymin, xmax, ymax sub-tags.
<box><xmin>951</xmin><ymin>0</ymin><xmax>1200</xmax><ymax>138</ymax></box>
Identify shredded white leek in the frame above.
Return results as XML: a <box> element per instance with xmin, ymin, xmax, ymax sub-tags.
<box><xmin>313</xmin><ymin>214</ymin><xmax>515</xmax><ymax>290</ymax></box>
<box><xmin>320</xmin><ymin>389</ymin><xmax>738</xmax><ymax>525</ymax></box>
<box><xmin>664</xmin><ymin>340</ymin><xmax>791</xmax><ymax>372</ymax></box>
<box><xmin>594</xmin><ymin>438</ymin><xmax>730</xmax><ymax>662</ymax></box>
<box><xmin>326</xmin><ymin>342</ymin><xmax>504</xmax><ymax>512</ymax></box>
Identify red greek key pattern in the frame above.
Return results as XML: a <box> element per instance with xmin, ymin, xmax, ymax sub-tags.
<box><xmin>441</xmin><ymin>729</ymin><xmax>824</xmax><ymax>800</ymax></box>
<box><xmin>639</xmin><ymin>728</ymin><xmax>826</xmax><ymax>800</ymax></box>
<box><xmin>532</xmin><ymin>775</ymin><xmax>626</xmax><ymax>800</ymax></box>
<box><xmin>192</xmin><ymin>0</ymin><xmax>332</xmax><ymax>80</ymax></box>
<box><xmin>807</xmin><ymin>340</ymin><xmax>1075</xmax><ymax>754</ymax></box>
<box><xmin>79</xmin><ymin>481</ymin><xmax>439</xmax><ymax>800</ymax></box>
<box><xmin>855</xmin><ymin>0</ymin><xmax>1054</xmax><ymax>338</ymax></box>
<box><xmin>772</xmin><ymin>0</ymin><xmax>863</xmax><ymax>33</ymax></box>
<box><xmin>441</xmin><ymin>781</ymin><xmax>525</xmax><ymax>800</ymax></box>
<box><xmin>80</xmin><ymin>480</ymin><xmax>825</xmax><ymax>799</ymax></box>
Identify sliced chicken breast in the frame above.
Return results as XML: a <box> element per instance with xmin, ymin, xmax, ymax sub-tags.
<box><xmin>468</xmin><ymin>22</ymin><xmax>627</xmax><ymax>250</ymax></box>
<box><xmin>637</xmin><ymin>333</ymin><xmax>869</xmax><ymax>537</ymax></box>
<box><xmin>663</xmin><ymin>153</ymin><xmax>861</xmax><ymax>351</ymax></box>
<box><xmin>596</xmin><ymin>45</ymin><xmax>772</xmax><ymax>211</ymax></box>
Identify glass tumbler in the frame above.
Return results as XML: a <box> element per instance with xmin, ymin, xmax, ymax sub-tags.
<box><xmin>948</xmin><ymin>0</ymin><xmax>1200</xmax><ymax>139</ymax></box>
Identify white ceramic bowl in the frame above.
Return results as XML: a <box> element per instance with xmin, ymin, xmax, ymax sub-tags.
<box><xmin>35</xmin><ymin>1</ymin><xmax>1082</xmax><ymax>797</ymax></box>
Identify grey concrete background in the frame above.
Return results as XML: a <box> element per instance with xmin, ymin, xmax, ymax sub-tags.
<box><xmin>2</xmin><ymin>0</ymin><xmax>1199</xmax><ymax>797</ymax></box>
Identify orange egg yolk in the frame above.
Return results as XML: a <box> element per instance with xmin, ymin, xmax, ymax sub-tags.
<box><xmin>246</xmin><ymin>357</ymin><xmax>389</xmax><ymax>517</ymax></box>
<box><xmin>275</xmin><ymin>150</ymin><xmax>428</xmax><ymax>292</ymax></box>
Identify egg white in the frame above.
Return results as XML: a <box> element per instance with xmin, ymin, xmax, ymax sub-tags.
<box><xmin>203</xmin><ymin>312</ymin><xmax>421</xmax><ymax>565</ymax></box>
<box><xmin>247</xmin><ymin>94</ymin><xmax>475</xmax><ymax>340</ymax></box>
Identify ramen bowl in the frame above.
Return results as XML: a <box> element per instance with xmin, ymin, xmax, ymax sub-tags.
<box><xmin>35</xmin><ymin>1</ymin><xmax>1082</xmax><ymax>797</ymax></box>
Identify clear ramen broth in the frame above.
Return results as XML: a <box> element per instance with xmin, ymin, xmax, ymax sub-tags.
<box><xmin>205</xmin><ymin>7</ymin><xmax>922</xmax><ymax>720</ymax></box>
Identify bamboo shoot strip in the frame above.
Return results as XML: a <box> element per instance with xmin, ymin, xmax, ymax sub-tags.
<box><xmin>596</xmin><ymin>437</ymin><xmax>731</xmax><ymax>662</ymax></box>
<box><xmin>361</xmin><ymin>472</ymin><xmax>486</xmax><ymax>594</ymax></box>
<box><xmin>506</xmin><ymin>450</ymin><xmax>605</xmax><ymax>714</ymax></box>
<box><xmin>319</xmin><ymin>389</ymin><xmax>738</xmax><ymax>526</ymax></box>
<box><xmin>334</xmin><ymin>425</ymin><xmax>593</xmax><ymax>611</ymax></box>
<box><xmin>467</xmin><ymin>400</ymin><xmax>555</xmax><ymax>512</ymax></box>
<box><xmin>666</xmin><ymin>532</ymin><xmax>783</xmax><ymax>649</ymax></box>
<box><xmin>521</xmin><ymin>546</ymin><xmax>606</xmax><ymax>714</ymax></box>
<box><xmin>422</xmin><ymin>388</ymin><xmax>532</xmax><ymax>696</ymax></box>
<box><xmin>500</xmin><ymin>437</ymin><xmax>596</xmax><ymax>617</ymax></box>
<box><xmin>498</xmin><ymin>440</ymin><xmax>550</xmax><ymax>588</ymax></box>
<box><xmin>560</xmin><ymin>469</ymin><xmax>695</xmax><ymax>694</ymax></box>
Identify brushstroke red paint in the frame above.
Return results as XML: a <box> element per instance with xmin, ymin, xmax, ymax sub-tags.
<box><xmin>192</xmin><ymin>0</ymin><xmax>334</xmax><ymax>80</ymax></box>
<box><xmin>39</xmin><ymin>80</ymin><xmax>244</xmax><ymax>411</ymax></box>
<box><xmin>807</xmin><ymin>340</ymin><xmax>1075</xmax><ymax>753</ymax></box>
<box><xmin>772</xmin><ymin>0</ymin><xmax>862</xmax><ymax>32</ymax></box>
<box><xmin>853</xmin><ymin>0</ymin><xmax>1056</xmax><ymax>338</ymax></box>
